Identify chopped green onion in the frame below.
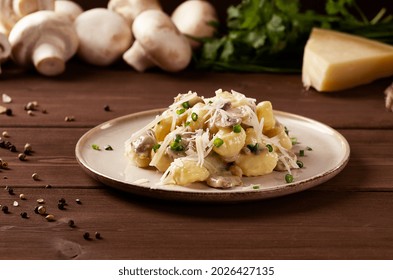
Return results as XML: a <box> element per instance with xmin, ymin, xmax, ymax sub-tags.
<box><xmin>296</xmin><ymin>160</ymin><xmax>304</xmax><ymax>168</ymax></box>
<box><xmin>175</xmin><ymin>134</ymin><xmax>182</xmax><ymax>143</ymax></box>
<box><xmin>176</xmin><ymin>108</ymin><xmax>186</xmax><ymax>115</ymax></box>
<box><xmin>182</xmin><ymin>101</ymin><xmax>190</xmax><ymax>109</ymax></box>
<box><xmin>299</xmin><ymin>150</ymin><xmax>305</xmax><ymax>157</ymax></box>
<box><xmin>170</xmin><ymin>141</ymin><xmax>184</xmax><ymax>151</ymax></box>
<box><xmin>233</xmin><ymin>124</ymin><xmax>242</xmax><ymax>133</ymax></box>
<box><xmin>213</xmin><ymin>138</ymin><xmax>224</xmax><ymax>147</ymax></box>
<box><xmin>191</xmin><ymin>112</ymin><xmax>198</xmax><ymax>121</ymax></box>
<box><xmin>291</xmin><ymin>137</ymin><xmax>297</xmax><ymax>145</ymax></box>
<box><xmin>306</xmin><ymin>146</ymin><xmax>313</xmax><ymax>151</ymax></box>
<box><xmin>185</xmin><ymin>121</ymin><xmax>191</xmax><ymax>127</ymax></box>
<box><xmin>266</xmin><ymin>144</ymin><xmax>273</xmax><ymax>152</ymax></box>
<box><xmin>152</xmin><ymin>144</ymin><xmax>161</xmax><ymax>153</ymax></box>
<box><xmin>247</xmin><ymin>143</ymin><xmax>259</xmax><ymax>153</ymax></box>
<box><xmin>285</xmin><ymin>174</ymin><xmax>294</xmax><ymax>183</ymax></box>
<box><xmin>284</xmin><ymin>126</ymin><xmax>289</xmax><ymax>135</ymax></box>
<box><xmin>252</xmin><ymin>185</ymin><xmax>260</xmax><ymax>190</ymax></box>
<box><xmin>91</xmin><ymin>144</ymin><xmax>100</xmax><ymax>151</ymax></box>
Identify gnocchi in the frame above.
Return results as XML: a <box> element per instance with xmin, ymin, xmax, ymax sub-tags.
<box><xmin>125</xmin><ymin>89</ymin><xmax>300</xmax><ymax>188</ymax></box>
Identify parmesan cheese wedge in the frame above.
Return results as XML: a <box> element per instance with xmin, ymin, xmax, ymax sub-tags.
<box><xmin>302</xmin><ymin>28</ymin><xmax>393</xmax><ymax>92</ymax></box>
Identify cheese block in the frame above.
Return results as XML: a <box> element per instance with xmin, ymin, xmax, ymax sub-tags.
<box><xmin>302</xmin><ymin>28</ymin><xmax>393</xmax><ymax>92</ymax></box>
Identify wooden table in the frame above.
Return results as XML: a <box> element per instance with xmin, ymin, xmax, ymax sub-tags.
<box><xmin>0</xmin><ymin>61</ymin><xmax>392</xmax><ymax>260</ymax></box>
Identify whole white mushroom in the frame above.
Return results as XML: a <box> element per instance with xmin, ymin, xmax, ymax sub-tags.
<box><xmin>123</xmin><ymin>10</ymin><xmax>192</xmax><ymax>72</ymax></box>
<box><xmin>54</xmin><ymin>0</ymin><xmax>83</xmax><ymax>22</ymax></box>
<box><xmin>108</xmin><ymin>0</ymin><xmax>161</xmax><ymax>26</ymax></box>
<box><xmin>8</xmin><ymin>10</ymin><xmax>78</xmax><ymax>76</ymax></box>
<box><xmin>171</xmin><ymin>0</ymin><xmax>218</xmax><ymax>49</ymax></box>
<box><xmin>74</xmin><ymin>8</ymin><xmax>133</xmax><ymax>66</ymax></box>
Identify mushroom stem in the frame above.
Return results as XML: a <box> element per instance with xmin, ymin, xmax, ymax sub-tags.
<box><xmin>32</xmin><ymin>42</ymin><xmax>65</xmax><ymax>76</ymax></box>
<box><xmin>123</xmin><ymin>41</ymin><xmax>154</xmax><ymax>72</ymax></box>
<box><xmin>0</xmin><ymin>32</ymin><xmax>11</xmax><ymax>74</ymax></box>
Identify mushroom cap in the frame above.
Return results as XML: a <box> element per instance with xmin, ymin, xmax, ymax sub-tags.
<box><xmin>54</xmin><ymin>0</ymin><xmax>83</xmax><ymax>22</ymax></box>
<box><xmin>8</xmin><ymin>10</ymin><xmax>78</xmax><ymax>67</ymax></box>
<box><xmin>74</xmin><ymin>8</ymin><xmax>133</xmax><ymax>66</ymax></box>
<box><xmin>108</xmin><ymin>0</ymin><xmax>161</xmax><ymax>25</ymax></box>
<box><xmin>132</xmin><ymin>10</ymin><xmax>192</xmax><ymax>72</ymax></box>
<box><xmin>171</xmin><ymin>0</ymin><xmax>218</xmax><ymax>49</ymax></box>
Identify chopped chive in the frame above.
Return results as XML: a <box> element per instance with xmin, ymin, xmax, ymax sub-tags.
<box><xmin>252</xmin><ymin>185</ymin><xmax>260</xmax><ymax>190</ymax></box>
<box><xmin>152</xmin><ymin>144</ymin><xmax>161</xmax><ymax>153</ymax></box>
<box><xmin>91</xmin><ymin>144</ymin><xmax>100</xmax><ymax>151</ymax></box>
<box><xmin>296</xmin><ymin>160</ymin><xmax>304</xmax><ymax>168</ymax></box>
<box><xmin>306</xmin><ymin>146</ymin><xmax>313</xmax><ymax>151</ymax></box>
<box><xmin>191</xmin><ymin>112</ymin><xmax>198</xmax><ymax>121</ymax></box>
<box><xmin>266</xmin><ymin>144</ymin><xmax>273</xmax><ymax>152</ymax></box>
<box><xmin>170</xmin><ymin>141</ymin><xmax>184</xmax><ymax>151</ymax></box>
<box><xmin>285</xmin><ymin>174</ymin><xmax>294</xmax><ymax>183</ymax></box>
<box><xmin>176</xmin><ymin>108</ymin><xmax>186</xmax><ymax>115</ymax></box>
<box><xmin>291</xmin><ymin>137</ymin><xmax>297</xmax><ymax>145</ymax></box>
<box><xmin>213</xmin><ymin>138</ymin><xmax>224</xmax><ymax>148</ymax></box>
<box><xmin>233</xmin><ymin>124</ymin><xmax>242</xmax><ymax>133</ymax></box>
<box><xmin>182</xmin><ymin>101</ymin><xmax>190</xmax><ymax>109</ymax></box>
<box><xmin>284</xmin><ymin>126</ymin><xmax>289</xmax><ymax>135</ymax></box>
<box><xmin>299</xmin><ymin>150</ymin><xmax>305</xmax><ymax>157</ymax></box>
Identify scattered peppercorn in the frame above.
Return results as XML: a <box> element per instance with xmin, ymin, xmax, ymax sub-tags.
<box><xmin>45</xmin><ymin>184</ymin><xmax>52</xmax><ymax>189</ymax></box>
<box><xmin>27</xmin><ymin>110</ymin><xmax>34</xmax><ymax>116</ymax></box>
<box><xmin>7</xmin><ymin>186</ymin><xmax>14</xmax><ymax>195</ymax></box>
<box><xmin>13</xmin><ymin>201</ymin><xmax>19</xmax><ymax>207</ymax></box>
<box><xmin>2</xmin><ymin>205</ymin><xmax>9</xmax><ymax>213</ymax></box>
<box><xmin>20</xmin><ymin>212</ymin><xmax>28</xmax><ymax>219</ymax></box>
<box><xmin>57</xmin><ymin>202</ymin><xmax>65</xmax><ymax>210</ymax></box>
<box><xmin>75</xmin><ymin>198</ymin><xmax>81</xmax><ymax>204</ymax></box>
<box><xmin>2</xmin><ymin>131</ymin><xmax>9</xmax><ymax>138</ymax></box>
<box><xmin>68</xmin><ymin>219</ymin><xmax>75</xmax><ymax>227</ymax></box>
<box><xmin>9</xmin><ymin>145</ymin><xmax>16</xmax><ymax>152</ymax></box>
<box><xmin>18</xmin><ymin>153</ymin><xmax>26</xmax><ymax>161</ymax></box>
<box><xmin>32</xmin><ymin>173</ymin><xmax>39</xmax><ymax>181</ymax></box>
<box><xmin>5</xmin><ymin>108</ymin><xmax>12</xmax><ymax>116</ymax></box>
<box><xmin>24</xmin><ymin>143</ymin><xmax>32</xmax><ymax>154</ymax></box>
<box><xmin>37</xmin><ymin>205</ymin><xmax>46</xmax><ymax>215</ymax></box>
<box><xmin>83</xmin><ymin>232</ymin><xmax>90</xmax><ymax>240</ymax></box>
<box><xmin>95</xmin><ymin>232</ymin><xmax>101</xmax><ymax>239</ymax></box>
<box><xmin>59</xmin><ymin>198</ymin><xmax>66</xmax><ymax>204</ymax></box>
<box><xmin>104</xmin><ymin>105</ymin><xmax>110</xmax><ymax>111</ymax></box>
<box><xmin>19</xmin><ymin>193</ymin><xmax>26</xmax><ymax>200</ymax></box>
<box><xmin>34</xmin><ymin>206</ymin><xmax>39</xmax><ymax>214</ymax></box>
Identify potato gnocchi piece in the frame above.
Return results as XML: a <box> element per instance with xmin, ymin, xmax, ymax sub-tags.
<box><xmin>256</xmin><ymin>101</ymin><xmax>276</xmax><ymax>133</ymax></box>
<box><xmin>236</xmin><ymin>149</ymin><xmax>278</xmax><ymax>177</ymax></box>
<box><xmin>185</xmin><ymin>102</ymin><xmax>209</xmax><ymax>131</ymax></box>
<box><xmin>167</xmin><ymin>159</ymin><xmax>210</xmax><ymax>186</ymax></box>
<box><xmin>265</xmin><ymin>123</ymin><xmax>292</xmax><ymax>150</ymax></box>
<box><xmin>213</xmin><ymin>126</ymin><xmax>246</xmax><ymax>159</ymax></box>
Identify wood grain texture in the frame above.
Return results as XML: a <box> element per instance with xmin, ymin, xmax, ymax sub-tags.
<box><xmin>1</xmin><ymin>61</ymin><xmax>393</xmax><ymax>259</ymax></box>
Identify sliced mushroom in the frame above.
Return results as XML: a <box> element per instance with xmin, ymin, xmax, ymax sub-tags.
<box><xmin>123</xmin><ymin>10</ymin><xmax>192</xmax><ymax>72</ymax></box>
<box><xmin>206</xmin><ymin>175</ymin><xmax>242</xmax><ymax>189</ymax></box>
<box><xmin>171</xmin><ymin>0</ymin><xmax>218</xmax><ymax>49</ymax></box>
<box><xmin>8</xmin><ymin>10</ymin><xmax>78</xmax><ymax>76</ymax></box>
<box><xmin>74</xmin><ymin>8</ymin><xmax>133</xmax><ymax>66</ymax></box>
<box><xmin>132</xmin><ymin>129</ymin><xmax>156</xmax><ymax>157</ymax></box>
<box><xmin>54</xmin><ymin>0</ymin><xmax>83</xmax><ymax>22</ymax></box>
<box><xmin>0</xmin><ymin>32</ymin><xmax>11</xmax><ymax>73</ymax></box>
<box><xmin>108</xmin><ymin>0</ymin><xmax>161</xmax><ymax>26</ymax></box>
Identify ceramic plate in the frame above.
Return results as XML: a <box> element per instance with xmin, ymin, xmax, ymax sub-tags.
<box><xmin>75</xmin><ymin>109</ymin><xmax>350</xmax><ymax>202</ymax></box>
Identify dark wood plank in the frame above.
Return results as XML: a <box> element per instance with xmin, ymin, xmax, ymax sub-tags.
<box><xmin>1</xmin><ymin>188</ymin><xmax>393</xmax><ymax>260</ymax></box>
<box><xmin>1</xmin><ymin>67</ymin><xmax>392</xmax><ymax>129</ymax></box>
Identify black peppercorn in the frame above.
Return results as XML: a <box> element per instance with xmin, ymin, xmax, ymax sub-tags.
<box><xmin>34</xmin><ymin>206</ymin><xmax>39</xmax><ymax>214</ymax></box>
<box><xmin>83</xmin><ymin>232</ymin><xmax>90</xmax><ymax>240</ymax></box>
<box><xmin>95</xmin><ymin>232</ymin><xmax>101</xmax><ymax>239</ymax></box>
<box><xmin>57</xmin><ymin>202</ymin><xmax>65</xmax><ymax>210</ymax></box>
<box><xmin>59</xmin><ymin>198</ymin><xmax>66</xmax><ymax>204</ymax></box>
<box><xmin>1</xmin><ymin>205</ymin><xmax>9</xmax><ymax>213</ymax></box>
<box><xmin>20</xmin><ymin>212</ymin><xmax>28</xmax><ymax>219</ymax></box>
<box><xmin>68</xmin><ymin>219</ymin><xmax>75</xmax><ymax>227</ymax></box>
<box><xmin>5</xmin><ymin>108</ymin><xmax>12</xmax><ymax>116</ymax></box>
<box><xmin>104</xmin><ymin>105</ymin><xmax>110</xmax><ymax>111</ymax></box>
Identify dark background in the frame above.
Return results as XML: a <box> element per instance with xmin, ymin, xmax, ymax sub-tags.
<box><xmin>74</xmin><ymin>0</ymin><xmax>393</xmax><ymax>24</ymax></box>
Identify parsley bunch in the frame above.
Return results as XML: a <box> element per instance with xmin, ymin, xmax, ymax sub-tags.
<box><xmin>194</xmin><ymin>0</ymin><xmax>393</xmax><ymax>73</ymax></box>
